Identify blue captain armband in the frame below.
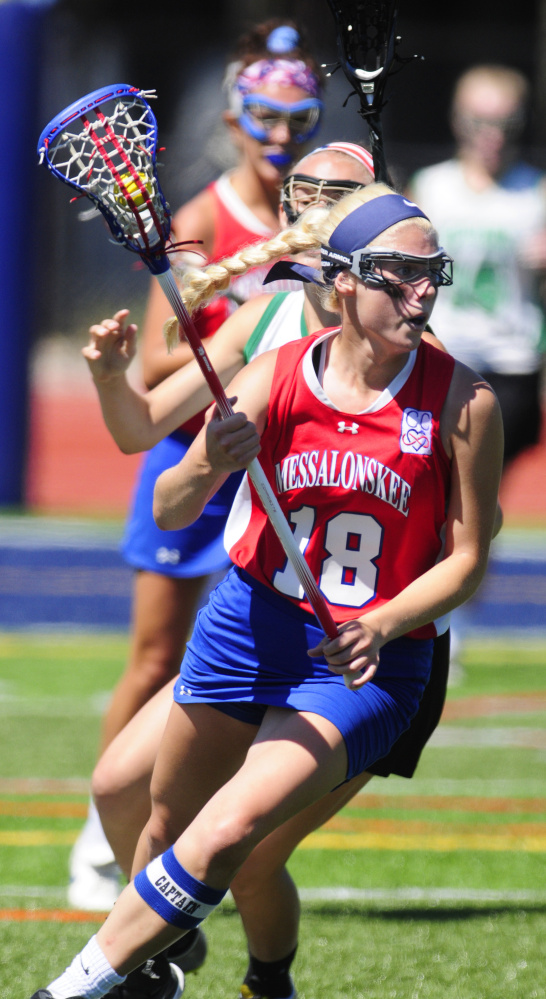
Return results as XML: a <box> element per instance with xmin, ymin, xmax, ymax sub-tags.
<box><xmin>134</xmin><ymin>846</ymin><xmax>227</xmax><ymax>929</ymax></box>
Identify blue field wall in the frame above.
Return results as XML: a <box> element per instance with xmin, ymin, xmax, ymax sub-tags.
<box><xmin>0</xmin><ymin>2</ymin><xmax>55</xmax><ymax>505</ymax></box>
<box><xmin>0</xmin><ymin>518</ymin><xmax>544</xmax><ymax>634</ymax></box>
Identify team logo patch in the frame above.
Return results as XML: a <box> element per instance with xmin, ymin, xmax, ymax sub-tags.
<box><xmin>400</xmin><ymin>408</ymin><xmax>433</xmax><ymax>454</ymax></box>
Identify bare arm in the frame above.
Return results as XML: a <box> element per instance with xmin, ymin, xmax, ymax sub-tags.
<box><xmin>153</xmin><ymin>351</ymin><xmax>276</xmax><ymax>530</ymax></box>
<box><xmin>82</xmin><ymin>296</ymin><xmax>274</xmax><ymax>453</ymax></box>
<box><xmin>370</xmin><ymin>367</ymin><xmax>502</xmax><ymax>634</ymax></box>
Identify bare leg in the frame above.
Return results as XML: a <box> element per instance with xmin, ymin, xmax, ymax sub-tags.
<box><xmin>100</xmin><ymin>571</ymin><xmax>205</xmax><ymax>751</ymax></box>
<box><xmin>130</xmin><ymin>701</ymin><xmax>258</xmax><ymax>878</ymax></box>
<box><xmin>231</xmin><ymin>770</ymin><xmax>374</xmax><ymax>962</ymax></box>
<box><xmin>94</xmin><ymin>704</ymin><xmax>349</xmax><ymax>974</ymax></box>
<box><xmin>69</xmin><ymin>571</ymin><xmax>206</xmax><ymax>911</ymax></box>
<box><xmin>92</xmin><ymin>681</ymin><xmax>174</xmax><ymax>877</ymax></box>
<box><xmin>93</xmin><ymin>681</ymin><xmax>373</xmax><ymax>974</ymax></box>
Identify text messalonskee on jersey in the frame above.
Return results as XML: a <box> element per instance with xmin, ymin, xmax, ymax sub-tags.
<box><xmin>225</xmin><ymin>332</ymin><xmax>455</xmax><ymax>639</ymax></box>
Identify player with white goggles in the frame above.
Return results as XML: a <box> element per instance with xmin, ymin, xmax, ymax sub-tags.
<box><xmin>320</xmin><ymin>194</ymin><xmax>454</xmax><ymax>289</ymax></box>
<box><xmin>280</xmin><ymin>141</ymin><xmax>375</xmax><ymax>223</ymax></box>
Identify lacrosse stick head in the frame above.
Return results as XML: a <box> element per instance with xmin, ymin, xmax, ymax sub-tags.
<box><xmin>325</xmin><ymin>1</ymin><xmax>399</xmax><ymax>118</ymax></box>
<box><xmin>37</xmin><ymin>84</ymin><xmax>172</xmax><ymax>275</ymax></box>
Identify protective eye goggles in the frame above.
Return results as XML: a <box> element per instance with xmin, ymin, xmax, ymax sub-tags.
<box><xmin>321</xmin><ymin>245</ymin><xmax>454</xmax><ymax>288</ymax></box>
<box><xmin>281</xmin><ymin>173</ymin><xmax>364</xmax><ymax>224</ymax></box>
<box><xmin>239</xmin><ymin>96</ymin><xmax>323</xmax><ymax>144</ymax></box>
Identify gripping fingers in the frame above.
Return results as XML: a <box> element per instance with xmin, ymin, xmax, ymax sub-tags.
<box><xmin>308</xmin><ymin>623</ymin><xmax>378</xmax><ymax>689</ymax></box>
<box><xmin>337</xmin><ymin>660</ymin><xmax>377</xmax><ymax>689</ymax></box>
<box><xmin>207</xmin><ymin>408</ymin><xmax>260</xmax><ymax>468</ymax></box>
<box><xmin>218</xmin><ymin>424</ymin><xmax>261</xmax><ymax>464</ymax></box>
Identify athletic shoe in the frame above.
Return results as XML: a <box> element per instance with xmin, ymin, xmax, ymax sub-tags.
<box><xmin>68</xmin><ymin>803</ymin><xmax>123</xmax><ymax>912</ymax></box>
<box><xmin>164</xmin><ymin>928</ymin><xmax>208</xmax><ymax>974</ymax></box>
<box><xmin>67</xmin><ymin>855</ymin><xmax>123</xmax><ymax>912</ymax></box>
<box><xmin>30</xmin><ymin>993</ymin><xmax>79</xmax><ymax>999</ymax></box>
<box><xmin>104</xmin><ymin>958</ymin><xmax>184</xmax><ymax>999</ymax></box>
<box><xmin>238</xmin><ymin>981</ymin><xmax>297</xmax><ymax>999</ymax></box>
<box><xmin>28</xmin><ymin>961</ymin><xmax>184</xmax><ymax>999</ymax></box>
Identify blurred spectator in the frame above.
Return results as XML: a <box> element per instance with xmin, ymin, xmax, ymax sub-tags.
<box><xmin>409</xmin><ymin>64</ymin><xmax>546</xmax><ymax>467</ymax></box>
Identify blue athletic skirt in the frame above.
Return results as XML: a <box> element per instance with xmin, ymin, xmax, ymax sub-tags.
<box><xmin>174</xmin><ymin>566</ymin><xmax>433</xmax><ymax>781</ymax></box>
<box><xmin>121</xmin><ymin>434</ymin><xmax>244</xmax><ymax>578</ymax></box>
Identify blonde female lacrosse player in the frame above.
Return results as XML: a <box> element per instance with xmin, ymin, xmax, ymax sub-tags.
<box><xmin>32</xmin><ymin>184</ymin><xmax>502</xmax><ymax>999</ymax></box>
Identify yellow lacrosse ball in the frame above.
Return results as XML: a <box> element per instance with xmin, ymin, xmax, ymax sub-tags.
<box><xmin>114</xmin><ymin>172</ymin><xmax>151</xmax><ymax>209</ymax></box>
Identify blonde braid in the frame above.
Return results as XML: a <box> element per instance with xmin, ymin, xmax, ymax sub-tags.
<box><xmin>163</xmin><ymin>209</ymin><xmax>328</xmax><ymax>351</ymax></box>
<box><xmin>162</xmin><ymin>186</ymin><xmax>416</xmax><ymax>350</ymax></box>
<box><xmin>181</xmin><ymin>221</ymin><xmax>324</xmax><ymax>312</ymax></box>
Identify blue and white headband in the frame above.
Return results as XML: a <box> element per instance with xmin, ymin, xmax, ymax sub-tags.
<box><xmin>321</xmin><ymin>194</ymin><xmax>428</xmax><ymax>277</ymax></box>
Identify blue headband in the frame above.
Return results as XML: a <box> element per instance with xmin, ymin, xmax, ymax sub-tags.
<box><xmin>329</xmin><ymin>195</ymin><xmax>428</xmax><ymax>255</ymax></box>
<box><xmin>321</xmin><ymin>194</ymin><xmax>431</xmax><ymax>281</ymax></box>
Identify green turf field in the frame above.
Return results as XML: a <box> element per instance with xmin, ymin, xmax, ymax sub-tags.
<box><xmin>1</xmin><ymin>633</ymin><xmax>545</xmax><ymax>999</ymax></box>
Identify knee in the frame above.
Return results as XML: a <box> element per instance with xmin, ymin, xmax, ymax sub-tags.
<box><xmin>190</xmin><ymin>812</ymin><xmax>262</xmax><ymax>884</ymax></box>
<box><xmin>127</xmin><ymin>642</ymin><xmax>182</xmax><ymax>695</ymax></box>
<box><xmin>92</xmin><ymin>751</ymin><xmax>126</xmax><ymax>816</ymax></box>
<box><xmin>145</xmin><ymin>803</ymin><xmax>186</xmax><ymax>859</ymax></box>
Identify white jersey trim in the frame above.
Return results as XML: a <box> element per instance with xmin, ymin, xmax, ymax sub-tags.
<box><xmin>301</xmin><ymin>330</ymin><xmax>417</xmax><ymax>414</ymax></box>
<box><xmin>215</xmin><ymin>172</ymin><xmax>273</xmax><ymax>237</ymax></box>
<box><xmin>224</xmin><ymin>472</ymin><xmax>252</xmax><ymax>555</ymax></box>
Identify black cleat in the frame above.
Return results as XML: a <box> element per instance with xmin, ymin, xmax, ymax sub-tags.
<box><xmin>30</xmin><ymin>994</ymin><xmax>81</xmax><ymax>999</ymax></box>
<box><xmin>104</xmin><ymin>957</ymin><xmax>184</xmax><ymax>999</ymax></box>
<box><xmin>30</xmin><ymin>993</ymin><xmax>74</xmax><ymax>999</ymax></box>
<box><xmin>165</xmin><ymin>928</ymin><xmax>207</xmax><ymax>974</ymax></box>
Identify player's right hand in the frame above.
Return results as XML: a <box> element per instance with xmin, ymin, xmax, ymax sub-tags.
<box><xmin>82</xmin><ymin>308</ymin><xmax>138</xmax><ymax>382</ymax></box>
<box><xmin>204</xmin><ymin>397</ymin><xmax>261</xmax><ymax>472</ymax></box>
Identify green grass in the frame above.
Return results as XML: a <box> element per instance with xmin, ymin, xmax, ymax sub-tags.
<box><xmin>3</xmin><ymin>906</ymin><xmax>545</xmax><ymax>999</ymax></box>
<box><xmin>0</xmin><ymin>632</ymin><xmax>545</xmax><ymax>999</ymax></box>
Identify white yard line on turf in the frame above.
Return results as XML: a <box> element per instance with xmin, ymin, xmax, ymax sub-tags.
<box><xmin>0</xmin><ymin>885</ymin><xmax>545</xmax><ymax>906</ymax></box>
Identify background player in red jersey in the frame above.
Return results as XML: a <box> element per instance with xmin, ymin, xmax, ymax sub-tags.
<box><xmin>31</xmin><ymin>184</ymin><xmax>503</xmax><ymax>999</ymax></box>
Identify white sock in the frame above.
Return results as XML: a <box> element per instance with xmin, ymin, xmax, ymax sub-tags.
<box><xmin>48</xmin><ymin>936</ymin><xmax>125</xmax><ymax>999</ymax></box>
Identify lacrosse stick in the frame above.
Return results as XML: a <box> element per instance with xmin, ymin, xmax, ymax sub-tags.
<box><xmin>37</xmin><ymin>84</ymin><xmax>361</xmax><ymax>677</ymax></box>
<box><xmin>325</xmin><ymin>0</ymin><xmax>420</xmax><ymax>185</ymax></box>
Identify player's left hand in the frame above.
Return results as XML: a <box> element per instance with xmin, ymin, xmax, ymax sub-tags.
<box><xmin>308</xmin><ymin>619</ymin><xmax>381</xmax><ymax>689</ymax></box>
<box><xmin>83</xmin><ymin>309</ymin><xmax>137</xmax><ymax>382</ymax></box>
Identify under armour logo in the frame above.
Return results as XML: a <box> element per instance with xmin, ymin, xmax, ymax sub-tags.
<box><xmin>337</xmin><ymin>421</ymin><xmax>359</xmax><ymax>434</ymax></box>
<box><xmin>156</xmin><ymin>546</ymin><xmax>181</xmax><ymax>565</ymax></box>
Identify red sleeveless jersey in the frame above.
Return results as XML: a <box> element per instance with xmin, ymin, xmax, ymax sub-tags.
<box><xmin>225</xmin><ymin>333</ymin><xmax>455</xmax><ymax>639</ymax></box>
